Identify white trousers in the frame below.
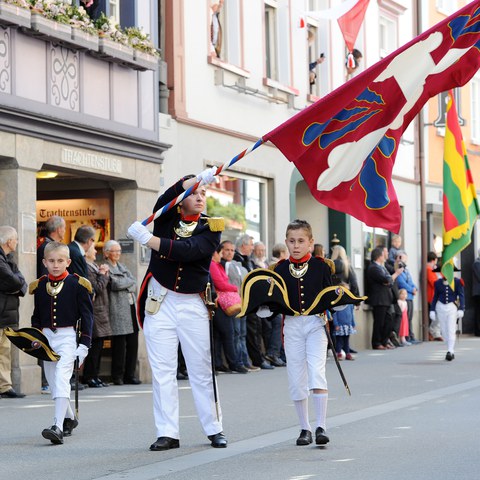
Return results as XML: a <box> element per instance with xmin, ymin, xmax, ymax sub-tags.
<box><xmin>283</xmin><ymin>315</ymin><xmax>328</xmax><ymax>401</ymax></box>
<box><xmin>436</xmin><ymin>302</ymin><xmax>457</xmax><ymax>353</ymax></box>
<box><xmin>143</xmin><ymin>278</ymin><xmax>222</xmax><ymax>439</ymax></box>
<box><xmin>42</xmin><ymin>328</ymin><xmax>76</xmax><ymax>399</ymax></box>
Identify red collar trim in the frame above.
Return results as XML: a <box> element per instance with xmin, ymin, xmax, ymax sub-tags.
<box><xmin>48</xmin><ymin>271</ymin><xmax>69</xmax><ymax>281</ymax></box>
<box><xmin>289</xmin><ymin>253</ymin><xmax>312</xmax><ymax>264</ymax></box>
<box><xmin>181</xmin><ymin>214</ymin><xmax>201</xmax><ymax>222</ymax></box>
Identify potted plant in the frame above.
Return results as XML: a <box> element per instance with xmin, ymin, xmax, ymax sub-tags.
<box><xmin>29</xmin><ymin>0</ymin><xmax>73</xmax><ymax>44</ymax></box>
<box><xmin>124</xmin><ymin>26</ymin><xmax>159</xmax><ymax>71</ymax></box>
<box><xmin>0</xmin><ymin>0</ymin><xmax>31</xmax><ymax>28</ymax></box>
<box><xmin>67</xmin><ymin>3</ymin><xmax>98</xmax><ymax>51</ymax></box>
<box><xmin>93</xmin><ymin>13</ymin><xmax>134</xmax><ymax>65</ymax></box>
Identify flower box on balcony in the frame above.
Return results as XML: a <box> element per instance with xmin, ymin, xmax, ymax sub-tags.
<box><xmin>131</xmin><ymin>49</ymin><xmax>159</xmax><ymax>71</ymax></box>
<box><xmin>71</xmin><ymin>27</ymin><xmax>98</xmax><ymax>52</ymax></box>
<box><xmin>29</xmin><ymin>11</ymin><xmax>72</xmax><ymax>45</ymax></box>
<box><xmin>96</xmin><ymin>35</ymin><xmax>134</xmax><ymax>66</ymax></box>
<box><xmin>0</xmin><ymin>2</ymin><xmax>31</xmax><ymax>28</ymax></box>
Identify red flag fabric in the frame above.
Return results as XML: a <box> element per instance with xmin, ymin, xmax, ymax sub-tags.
<box><xmin>263</xmin><ymin>0</ymin><xmax>480</xmax><ymax>233</ymax></box>
<box><xmin>337</xmin><ymin>0</ymin><xmax>370</xmax><ymax>52</ymax></box>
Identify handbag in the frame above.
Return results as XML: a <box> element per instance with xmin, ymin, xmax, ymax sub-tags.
<box><xmin>216</xmin><ymin>290</ymin><xmax>242</xmax><ymax>316</ymax></box>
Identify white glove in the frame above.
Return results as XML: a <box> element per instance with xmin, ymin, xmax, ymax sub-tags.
<box><xmin>457</xmin><ymin>310</ymin><xmax>464</xmax><ymax>319</ymax></box>
<box><xmin>196</xmin><ymin>166</ymin><xmax>217</xmax><ymax>185</ymax></box>
<box><xmin>332</xmin><ymin>305</ymin><xmax>348</xmax><ymax>312</ymax></box>
<box><xmin>75</xmin><ymin>344</ymin><xmax>89</xmax><ymax>367</ymax></box>
<box><xmin>128</xmin><ymin>221</ymin><xmax>153</xmax><ymax>245</ymax></box>
<box><xmin>256</xmin><ymin>305</ymin><xmax>273</xmax><ymax>318</ymax></box>
<box><xmin>429</xmin><ymin>311</ymin><xmax>436</xmax><ymax>321</ymax></box>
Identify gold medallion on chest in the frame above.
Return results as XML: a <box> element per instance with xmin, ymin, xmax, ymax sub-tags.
<box><xmin>174</xmin><ymin>220</ymin><xmax>198</xmax><ymax>238</ymax></box>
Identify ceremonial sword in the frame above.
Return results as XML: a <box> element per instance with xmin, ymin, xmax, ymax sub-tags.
<box><xmin>324</xmin><ymin>321</ymin><xmax>351</xmax><ymax>396</ymax></box>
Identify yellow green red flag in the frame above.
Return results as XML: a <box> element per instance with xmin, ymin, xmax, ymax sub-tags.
<box><xmin>441</xmin><ymin>90</ymin><xmax>479</xmax><ymax>288</ymax></box>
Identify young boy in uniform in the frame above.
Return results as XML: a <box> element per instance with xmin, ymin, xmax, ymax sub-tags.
<box><xmin>30</xmin><ymin>241</ymin><xmax>93</xmax><ymax>444</ymax></box>
<box><xmin>240</xmin><ymin>220</ymin><xmax>357</xmax><ymax>447</ymax></box>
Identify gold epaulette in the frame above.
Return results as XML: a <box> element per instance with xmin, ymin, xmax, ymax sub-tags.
<box><xmin>75</xmin><ymin>275</ymin><xmax>93</xmax><ymax>294</ymax></box>
<box><xmin>323</xmin><ymin>258</ymin><xmax>335</xmax><ymax>274</ymax></box>
<box><xmin>206</xmin><ymin>217</ymin><xmax>225</xmax><ymax>232</ymax></box>
<box><xmin>29</xmin><ymin>275</ymin><xmax>46</xmax><ymax>295</ymax></box>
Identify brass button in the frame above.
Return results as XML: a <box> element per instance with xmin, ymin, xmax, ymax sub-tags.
<box><xmin>53</xmin><ymin>323</ymin><xmax>57</xmax><ymax>326</ymax></box>
<box><xmin>300</xmin><ymin>278</ymin><xmax>304</xmax><ymax>282</ymax></box>
<box><xmin>175</xmin><ymin>286</ymin><xmax>179</xmax><ymax>290</ymax></box>
<box><xmin>177</xmin><ymin>277</ymin><xmax>181</xmax><ymax>281</ymax></box>
<box><xmin>301</xmin><ymin>293</ymin><xmax>304</xmax><ymax>296</ymax></box>
<box><xmin>300</xmin><ymin>285</ymin><xmax>304</xmax><ymax>289</ymax></box>
<box><xmin>301</xmin><ymin>300</ymin><xmax>305</xmax><ymax>304</ymax></box>
<box><xmin>53</xmin><ymin>316</ymin><xmax>56</xmax><ymax>319</ymax></box>
<box><xmin>179</xmin><ymin>268</ymin><xmax>183</xmax><ymax>271</ymax></box>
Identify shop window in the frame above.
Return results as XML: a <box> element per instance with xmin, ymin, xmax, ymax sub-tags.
<box><xmin>471</xmin><ymin>76</ymin><xmax>480</xmax><ymax>144</ymax></box>
<box><xmin>307</xmin><ymin>25</ymin><xmax>325</xmax><ymax>97</ymax></box>
<box><xmin>206</xmin><ymin>173</ymin><xmax>266</xmax><ymax>243</ymax></box>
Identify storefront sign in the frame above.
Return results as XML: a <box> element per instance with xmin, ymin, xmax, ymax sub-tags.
<box><xmin>61</xmin><ymin>148</ymin><xmax>122</xmax><ymax>174</ymax></box>
<box><xmin>117</xmin><ymin>238</ymin><xmax>134</xmax><ymax>254</ymax></box>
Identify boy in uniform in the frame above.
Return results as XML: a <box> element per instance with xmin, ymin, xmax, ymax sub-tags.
<box><xmin>30</xmin><ymin>242</ymin><xmax>93</xmax><ymax>444</ymax></box>
<box><xmin>239</xmin><ymin>219</ymin><xmax>363</xmax><ymax>447</ymax></box>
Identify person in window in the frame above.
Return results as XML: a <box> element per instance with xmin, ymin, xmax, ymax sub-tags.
<box><xmin>210</xmin><ymin>0</ymin><xmax>224</xmax><ymax>58</ymax></box>
<box><xmin>345</xmin><ymin>48</ymin><xmax>363</xmax><ymax>77</ymax></box>
<box><xmin>309</xmin><ymin>55</ymin><xmax>325</xmax><ymax>86</ymax></box>
<box><xmin>81</xmin><ymin>0</ymin><xmax>101</xmax><ymax>21</ymax></box>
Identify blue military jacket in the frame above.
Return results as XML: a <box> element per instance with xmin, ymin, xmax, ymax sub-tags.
<box><xmin>430</xmin><ymin>277</ymin><xmax>465</xmax><ymax>311</ymax></box>
<box><xmin>273</xmin><ymin>255</ymin><xmax>334</xmax><ymax>315</ymax></box>
<box><xmin>137</xmin><ymin>178</ymin><xmax>223</xmax><ymax>327</ymax></box>
<box><xmin>30</xmin><ymin>274</ymin><xmax>94</xmax><ymax>347</ymax></box>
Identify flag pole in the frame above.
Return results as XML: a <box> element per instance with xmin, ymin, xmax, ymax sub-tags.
<box><xmin>141</xmin><ymin>138</ymin><xmax>265</xmax><ymax>226</ymax></box>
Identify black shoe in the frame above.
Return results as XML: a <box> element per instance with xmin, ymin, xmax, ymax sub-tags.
<box><xmin>95</xmin><ymin>378</ymin><xmax>109</xmax><ymax>387</ymax></box>
<box><xmin>265</xmin><ymin>355</ymin><xmax>286</xmax><ymax>367</ymax></box>
<box><xmin>446</xmin><ymin>351</ymin><xmax>455</xmax><ymax>361</ymax></box>
<box><xmin>112</xmin><ymin>378</ymin><xmax>124</xmax><ymax>385</ymax></box>
<box><xmin>0</xmin><ymin>388</ymin><xmax>25</xmax><ymax>398</ymax></box>
<box><xmin>42</xmin><ymin>425</ymin><xmax>64</xmax><ymax>445</ymax></box>
<box><xmin>315</xmin><ymin>427</ymin><xmax>330</xmax><ymax>445</ymax></box>
<box><xmin>390</xmin><ymin>332</ymin><xmax>401</xmax><ymax>347</ymax></box>
<box><xmin>208</xmin><ymin>432</ymin><xmax>228</xmax><ymax>448</ymax></box>
<box><xmin>296</xmin><ymin>429</ymin><xmax>313</xmax><ymax>446</ymax></box>
<box><xmin>149</xmin><ymin>436</ymin><xmax>180</xmax><ymax>451</ymax></box>
<box><xmin>259</xmin><ymin>361</ymin><xmax>275</xmax><ymax>370</ymax></box>
<box><xmin>124</xmin><ymin>377</ymin><xmax>142</xmax><ymax>385</ymax></box>
<box><xmin>63</xmin><ymin>416</ymin><xmax>79</xmax><ymax>437</ymax></box>
<box><xmin>176</xmin><ymin>371</ymin><xmax>188</xmax><ymax>380</ymax></box>
<box><xmin>86</xmin><ymin>379</ymin><xmax>103</xmax><ymax>388</ymax></box>
<box><xmin>233</xmin><ymin>366</ymin><xmax>249</xmax><ymax>374</ymax></box>
<box><xmin>349</xmin><ymin>348</ymin><xmax>358</xmax><ymax>354</ymax></box>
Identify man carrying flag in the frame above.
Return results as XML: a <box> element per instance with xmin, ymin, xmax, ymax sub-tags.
<box><xmin>429</xmin><ymin>90</ymin><xmax>479</xmax><ymax>361</ymax></box>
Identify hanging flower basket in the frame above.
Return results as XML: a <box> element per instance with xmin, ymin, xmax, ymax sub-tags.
<box><xmin>71</xmin><ymin>26</ymin><xmax>98</xmax><ymax>51</ymax></box>
<box><xmin>0</xmin><ymin>2</ymin><xmax>31</xmax><ymax>28</ymax></box>
<box><xmin>29</xmin><ymin>10</ymin><xmax>72</xmax><ymax>44</ymax></box>
<box><xmin>132</xmin><ymin>49</ymin><xmax>159</xmax><ymax>71</ymax></box>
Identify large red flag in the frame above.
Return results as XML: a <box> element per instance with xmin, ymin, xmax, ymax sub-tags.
<box><xmin>263</xmin><ymin>0</ymin><xmax>480</xmax><ymax>233</ymax></box>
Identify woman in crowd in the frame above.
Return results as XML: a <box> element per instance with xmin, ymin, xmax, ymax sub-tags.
<box><xmin>330</xmin><ymin>245</ymin><xmax>360</xmax><ymax>296</ymax></box>
<box><xmin>82</xmin><ymin>243</ymin><xmax>111</xmax><ymax>387</ymax></box>
<box><xmin>104</xmin><ymin>240</ymin><xmax>140</xmax><ymax>385</ymax></box>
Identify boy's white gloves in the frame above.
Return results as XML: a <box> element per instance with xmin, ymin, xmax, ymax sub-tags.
<box><xmin>128</xmin><ymin>221</ymin><xmax>153</xmax><ymax>245</ymax></box>
<box><xmin>429</xmin><ymin>311</ymin><xmax>436</xmax><ymax>321</ymax></box>
<box><xmin>196</xmin><ymin>166</ymin><xmax>217</xmax><ymax>185</ymax></box>
<box><xmin>75</xmin><ymin>344</ymin><xmax>89</xmax><ymax>367</ymax></box>
<box><xmin>256</xmin><ymin>306</ymin><xmax>273</xmax><ymax>318</ymax></box>
<box><xmin>457</xmin><ymin>309</ymin><xmax>464</xmax><ymax>319</ymax></box>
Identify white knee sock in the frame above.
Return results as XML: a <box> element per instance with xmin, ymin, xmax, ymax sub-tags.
<box><xmin>54</xmin><ymin>397</ymin><xmax>70</xmax><ymax>430</ymax></box>
<box><xmin>65</xmin><ymin>400</ymin><xmax>74</xmax><ymax>420</ymax></box>
<box><xmin>312</xmin><ymin>393</ymin><xmax>328</xmax><ymax>430</ymax></box>
<box><xmin>293</xmin><ymin>399</ymin><xmax>311</xmax><ymax>431</ymax></box>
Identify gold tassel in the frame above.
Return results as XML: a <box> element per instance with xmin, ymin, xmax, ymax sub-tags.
<box><xmin>323</xmin><ymin>258</ymin><xmax>335</xmax><ymax>274</ymax></box>
<box><xmin>29</xmin><ymin>277</ymin><xmax>44</xmax><ymax>295</ymax></box>
<box><xmin>206</xmin><ymin>217</ymin><xmax>225</xmax><ymax>232</ymax></box>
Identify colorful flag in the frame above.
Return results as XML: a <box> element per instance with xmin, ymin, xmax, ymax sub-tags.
<box><xmin>441</xmin><ymin>90</ymin><xmax>480</xmax><ymax>288</ymax></box>
<box><xmin>263</xmin><ymin>0</ymin><xmax>480</xmax><ymax>233</ymax></box>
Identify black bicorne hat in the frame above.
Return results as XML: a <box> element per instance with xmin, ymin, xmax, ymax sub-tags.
<box><xmin>5</xmin><ymin>327</ymin><xmax>60</xmax><ymax>362</ymax></box>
